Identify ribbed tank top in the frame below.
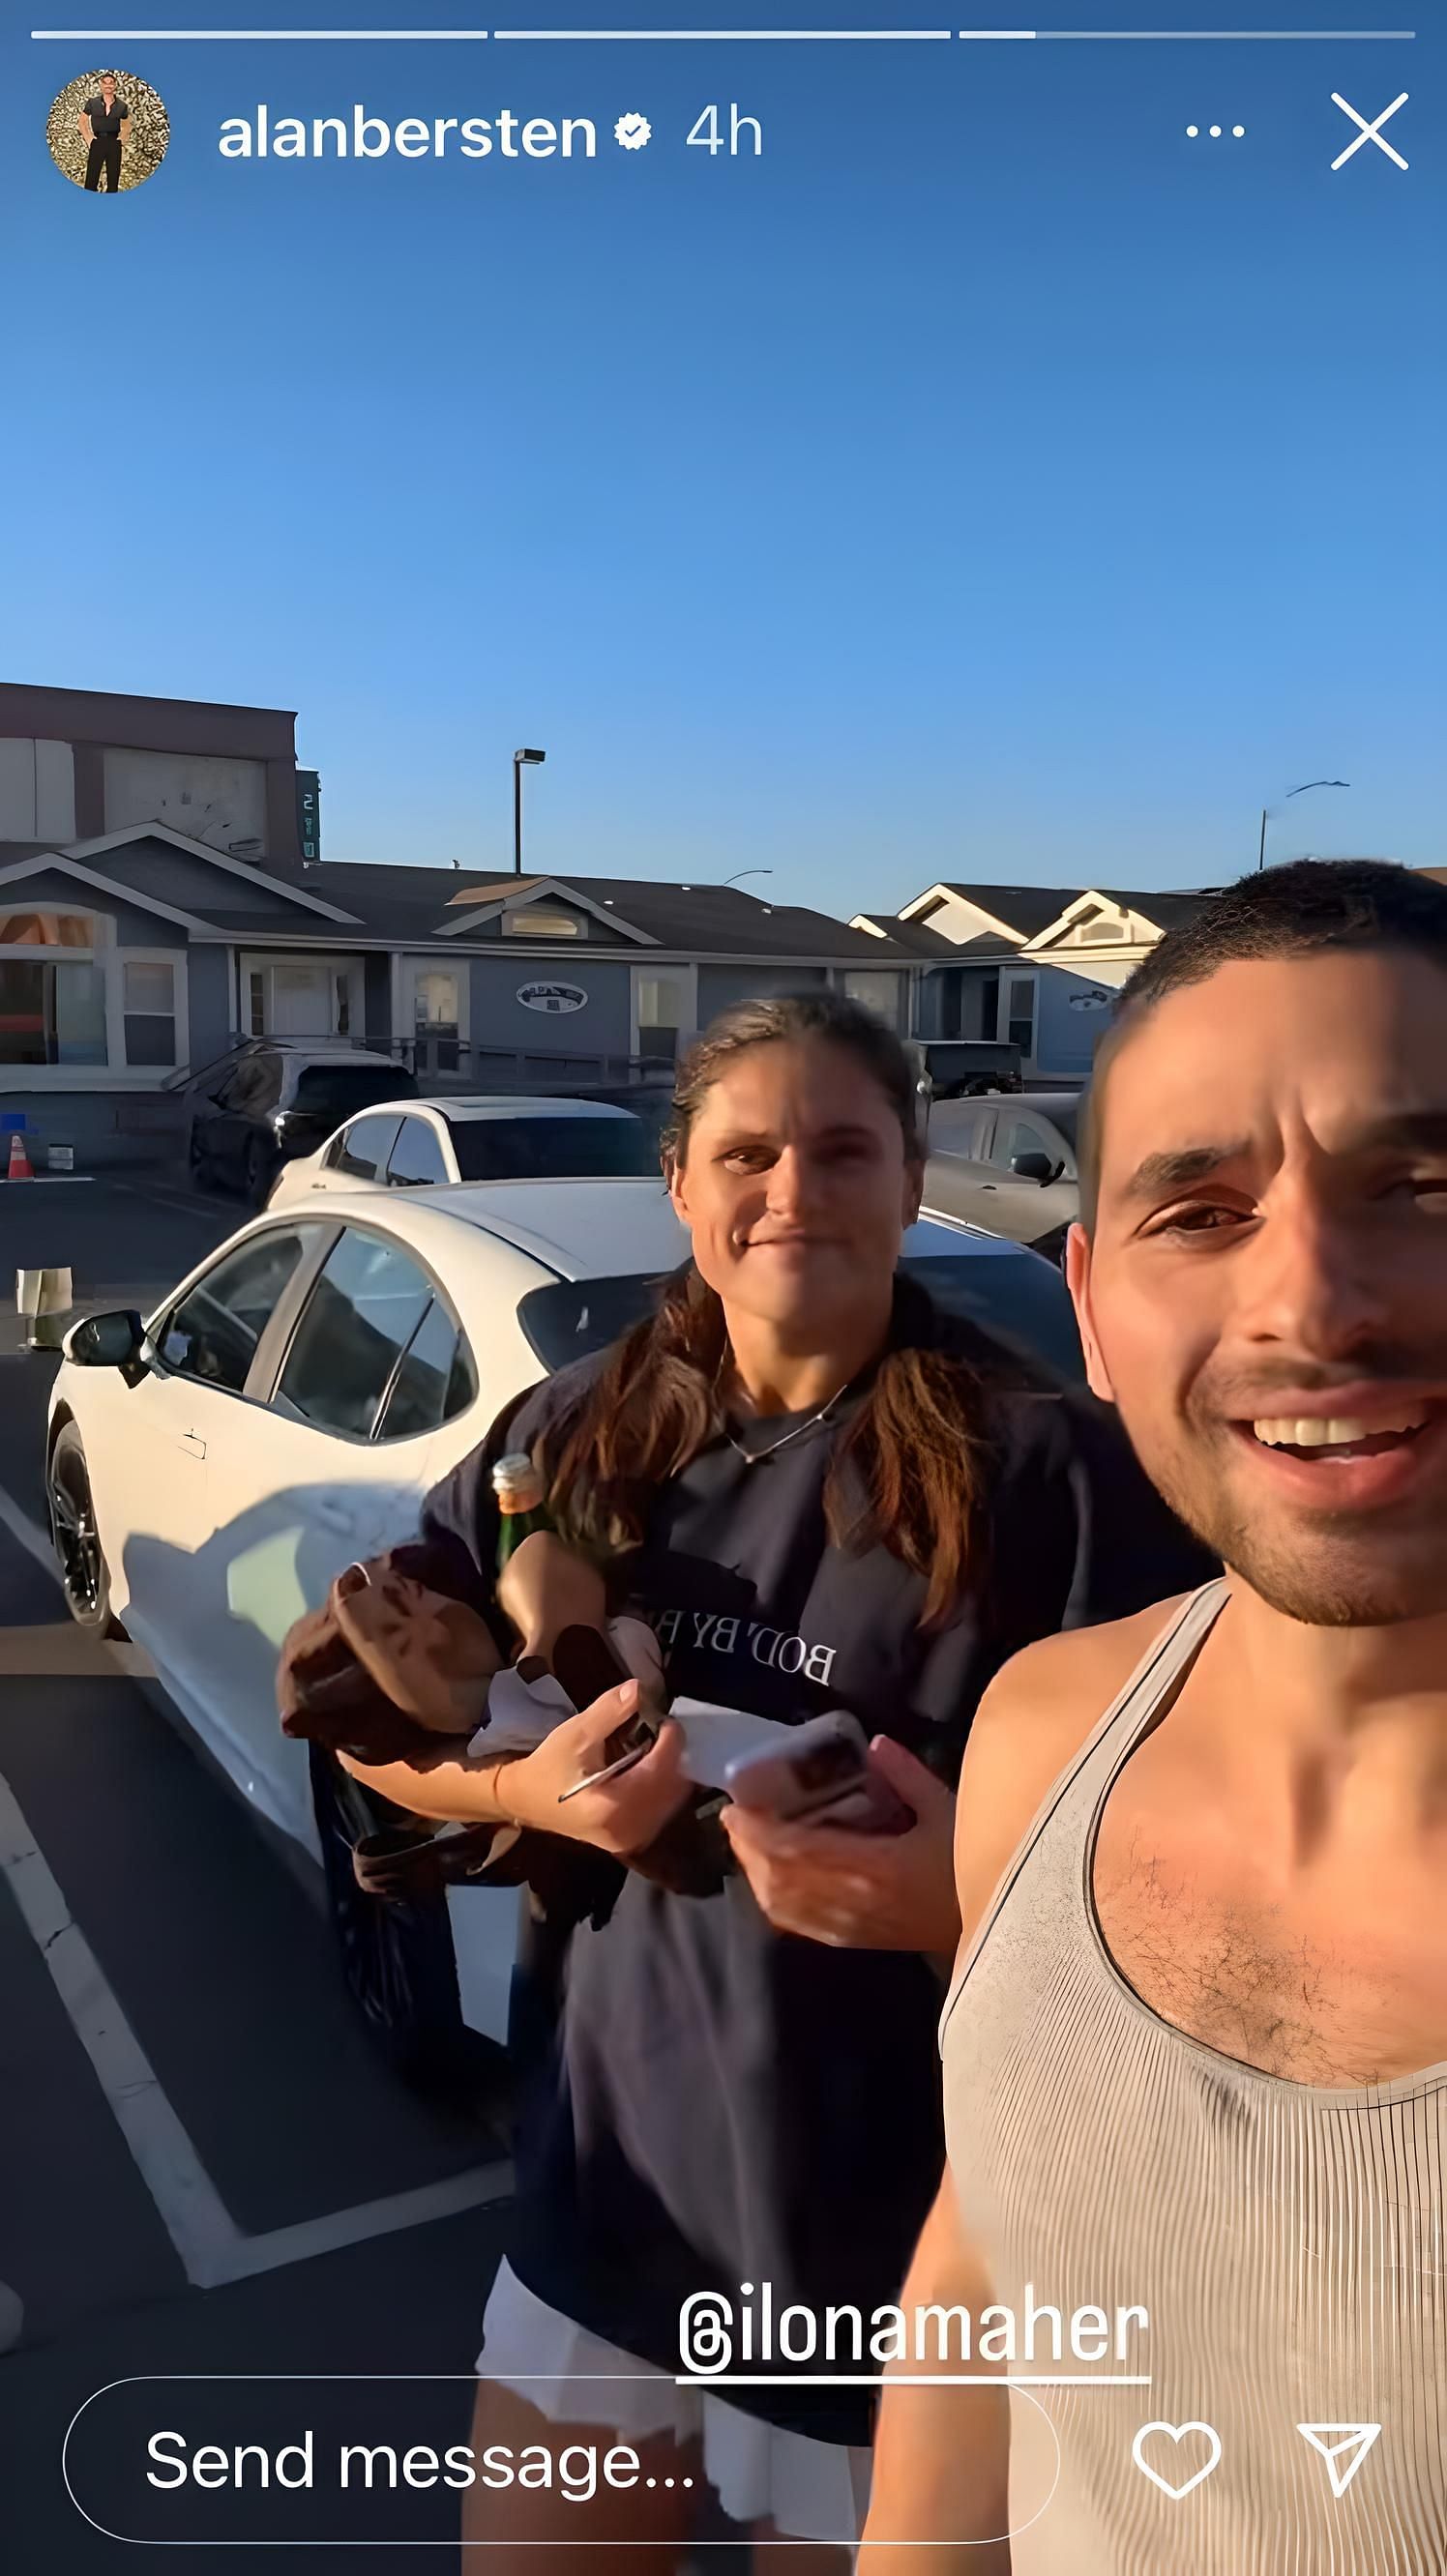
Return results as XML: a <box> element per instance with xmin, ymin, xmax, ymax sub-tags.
<box><xmin>939</xmin><ymin>1580</ymin><xmax>1447</xmax><ymax>2574</ymax></box>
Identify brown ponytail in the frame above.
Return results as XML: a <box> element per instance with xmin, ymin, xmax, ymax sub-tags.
<box><xmin>539</xmin><ymin>993</ymin><xmax>995</xmax><ymax>1629</ymax></box>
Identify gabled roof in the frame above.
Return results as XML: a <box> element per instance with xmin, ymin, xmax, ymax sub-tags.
<box><xmin>309</xmin><ymin>865</ymin><xmax>918</xmax><ymax>961</ymax></box>
<box><xmin>850</xmin><ymin>912</ymin><xmax>962</xmax><ymax>958</ymax></box>
<box><xmin>1020</xmin><ymin>887</ymin><xmax>1211</xmax><ymax>951</ymax></box>
<box><xmin>67</xmin><ymin>824</ymin><xmax>363</xmax><ymax>922</ymax></box>
<box><xmin>437</xmin><ymin>874</ymin><xmax>657</xmax><ymax>946</ymax></box>
<box><xmin>901</xmin><ymin>883</ymin><xmax>1086</xmax><ymax>942</ymax></box>
<box><xmin>0</xmin><ymin>851</ymin><xmax>219</xmax><ymax>936</ymax></box>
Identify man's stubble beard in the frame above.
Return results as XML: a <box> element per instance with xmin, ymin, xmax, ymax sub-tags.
<box><xmin>1126</xmin><ymin>1422</ymin><xmax>1447</xmax><ymax>1630</ymax></box>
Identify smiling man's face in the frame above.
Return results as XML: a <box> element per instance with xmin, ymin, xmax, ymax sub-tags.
<box><xmin>1068</xmin><ymin>948</ymin><xmax>1447</xmax><ymax>1626</ymax></box>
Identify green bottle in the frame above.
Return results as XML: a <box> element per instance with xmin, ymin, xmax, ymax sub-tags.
<box><xmin>492</xmin><ymin>1452</ymin><xmax>553</xmax><ymax>1574</ymax></box>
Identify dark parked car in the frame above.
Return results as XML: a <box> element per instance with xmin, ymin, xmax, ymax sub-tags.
<box><xmin>186</xmin><ymin>1043</ymin><xmax>419</xmax><ymax>1203</ymax></box>
<box><xmin>908</xmin><ymin>1039</ymin><xmax>1024</xmax><ymax>1100</ymax></box>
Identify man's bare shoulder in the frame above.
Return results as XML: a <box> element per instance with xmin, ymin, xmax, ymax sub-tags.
<box><xmin>953</xmin><ymin>1595</ymin><xmax>1196</xmax><ymax>1943</ymax></box>
<box><xmin>982</xmin><ymin>1595</ymin><xmax>1196</xmax><ymax>1742</ymax></box>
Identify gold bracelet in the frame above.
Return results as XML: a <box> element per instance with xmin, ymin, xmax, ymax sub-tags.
<box><xmin>487</xmin><ymin>1755</ymin><xmax>522</xmax><ymax>1828</ymax></box>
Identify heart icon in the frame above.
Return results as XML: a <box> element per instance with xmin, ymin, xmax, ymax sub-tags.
<box><xmin>1131</xmin><ymin>2420</ymin><xmax>1223</xmax><ymax>2501</ymax></box>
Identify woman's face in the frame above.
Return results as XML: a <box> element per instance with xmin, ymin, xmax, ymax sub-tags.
<box><xmin>669</xmin><ymin>1037</ymin><xmax>922</xmax><ymax>1340</ymax></box>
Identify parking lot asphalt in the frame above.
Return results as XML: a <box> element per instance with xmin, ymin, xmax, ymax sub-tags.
<box><xmin>0</xmin><ymin>1168</ymin><xmax>517</xmax><ymax>2573</ymax></box>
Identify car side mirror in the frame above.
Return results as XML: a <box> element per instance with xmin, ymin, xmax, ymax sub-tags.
<box><xmin>67</xmin><ymin>1308</ymin><xmax>145</xmax><ymax>1369</ymax></box>
<box><xmin>1010</xmin><ymin>1151</ymin><xmax>1057</xmax><ymax>1185</ymax></box>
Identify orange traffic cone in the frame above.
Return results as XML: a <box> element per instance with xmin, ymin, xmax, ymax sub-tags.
<box><xmin>5</xmin><ymin>1133</ymin><xmax>34</xmax><ymax>1181</ymax></box>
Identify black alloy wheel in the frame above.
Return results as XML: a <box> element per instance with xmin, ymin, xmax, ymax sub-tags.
<box><xmin>47</xmin><ymin>1423</ymin><xmax>122</xmax><ymax>1637</ymax></box>
<box><xmin>241</xmin><ymin>1131</ymin><xmax>271</xmax><ymax>1204</ymax></box>
<box><xmin>308</xmin><ymin>1744</ymin><xmax>492</xmax><ymax>2100</ymax></box>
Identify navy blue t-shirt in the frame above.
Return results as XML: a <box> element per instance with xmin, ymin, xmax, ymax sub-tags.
<box><xmin>421</xmin><ymin>1282</ymin><xmax>1213</xmax><ymax>2444</ymax></box>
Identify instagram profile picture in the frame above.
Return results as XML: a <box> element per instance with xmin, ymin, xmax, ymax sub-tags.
<box><xmin>47</xmin><ymin>68</ymin><xmax>168</xmax><ymax>194</ymax></box>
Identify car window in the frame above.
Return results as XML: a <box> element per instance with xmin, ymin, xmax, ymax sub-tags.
<box><xmin>160</xmin><ymin>1229</ymin><xmax>310</xmax><ymax>1394</ymax></box>
<box><xmin>373</xmin><ymin>1297</ymin><xmax>478</xmax><ymax>1440</ymax></box>
<box><xmin>517</xmin><ymin>1255</ymin><xmax>1083</xmax><ymax>1386</ymax></box>
<box><xmin>994</xmin><ymin>1117</ymin><xmax>1049</xmax><ymax>1168</ymax></box>
<box><xmin>447</xmin><ymin>1116</ymin><xmax>662</xmax><ymax>1183</ymax></box>
<box><xmin>934</xmin><ymin>1106</ymin><xmax>991</xmax><ymax>1160</ymax></box>
<box><xmin>904</xmin><ymin>1253</ymin><xmax>1082</xmax><ymax>1381</ymax></box>
<box><xmin>332</xmin><ymin>1112</ymin><xmax>404</xmax><ymax>1182</ymax></box>
<box><xmin>386</xmin><ymin>1117</ymin><xmax>450</xmax><ymax>1188</ymax></box>
<box><xmin>998</xmin><ymin>1115</ymin><xmax>1075</xmax><ymax>1176</ymax></box>
<box><xmin>291</xmin><ymin>1064</ymin><xmax>419</xmax><ymax>1117</ymax></box>
<box><xmin>274</xmin><ymin>1229</ymin><xmax>434</xmax><ymax>1438</ymax></box>
<box><xmin>215</xmin><ymin>1054</ymin><xmax>280</xmax><ymax>1114</ymax></box>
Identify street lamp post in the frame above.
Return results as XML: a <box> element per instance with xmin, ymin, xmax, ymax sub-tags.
<box><xmin>1257</xmin><ymin>779</ymin><xmax>1350</xmax><ymax>870</ymax></box>
<box><xmin>723</xmin><ymin>868</ymin><xmax>773</xmax><ymax>890</ymax></box>
<box><xmin>514</xmin><ymin>747</ymin><xmax>546</xmax><ymax>876</ymax></box>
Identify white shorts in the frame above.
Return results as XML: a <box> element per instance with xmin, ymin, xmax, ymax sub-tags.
<box><xmin>476</xmin><ymin>2260</ymin><xmax>872</xmax><ymax>2546</ymax></box>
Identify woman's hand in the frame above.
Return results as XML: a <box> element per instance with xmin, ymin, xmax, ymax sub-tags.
<box><xmin>498</xmin><ymin>1680</ymin><xmax>693</xmax><ymax>1858</ymax></box>
<box><xmin>720</xmin><ymin>1738</ymin><xmax>960</xmax><ymax>1958</ymax></box>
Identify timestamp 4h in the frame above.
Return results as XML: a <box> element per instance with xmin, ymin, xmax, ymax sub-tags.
<box><xmin>688</xmin><ymin>104</ymin><xmax>763</xmax><ymax>160</ymax></box>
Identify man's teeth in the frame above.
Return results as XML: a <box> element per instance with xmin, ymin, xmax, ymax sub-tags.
<box><xmin>1252</xmin><ymin>1411</ymin><xmax>1430</xmax><ymax>1449</ymax></box>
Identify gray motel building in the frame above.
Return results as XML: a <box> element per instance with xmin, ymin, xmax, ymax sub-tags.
<box><xmin>7</xmin><ymin>683</ymin><xmax>1421</xmax><ymax>1171</ymax></box>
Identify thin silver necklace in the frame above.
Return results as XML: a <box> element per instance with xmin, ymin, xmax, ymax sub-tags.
<box><xmin>716</xmin><ymin>1357</ymin><xmax>853</xmax><ymax>1467</ymax></box>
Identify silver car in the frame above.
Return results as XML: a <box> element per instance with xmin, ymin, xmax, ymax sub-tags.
<box><xmin>924</xmin><ymin>1092</ymin><xmax>1081</xmax><ymax>1253</ymax></box>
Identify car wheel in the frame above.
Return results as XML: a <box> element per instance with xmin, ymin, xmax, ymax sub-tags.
<box><xmin>47</xmin><ymin>1423</ymin><xmax>123</xmax><ymax>1637</ymax></box>
<box><xmin>241</xmin><ymin>1133</ymin><xmax>271</xmax><ymax>1205</ymax></box>
<box><xmin>308</xmin><ymin>1744</ymin><xmax>484</xmax><ymax>2093</ymax></box>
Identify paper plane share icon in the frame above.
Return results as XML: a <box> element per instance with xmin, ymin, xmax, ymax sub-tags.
<box><xmin>1297</xmin><ymin>2424</ymin><xmax>1382</xmax><ymax>2499</ymax></box>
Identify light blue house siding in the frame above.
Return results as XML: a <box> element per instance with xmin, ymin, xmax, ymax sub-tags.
<box><xmin>1031</xmin><ymin>966</ymin><xmax>1117</xmax><ymax>1081</ymax></box>
<box><xmin>926</xmin><ymin>960</ymin><xmax>1115</xmax><ymax>1084</ymax></box>
<box><xmin>187</xmin><ymin>945</ymin><xmax>235</xmax><ymax>1067</ymax></box>
<box><xmin>695</xmin><ymin>963</ymin><xmax>829</xmax><ymax>1023</ymax></box>
<box><xmin>468</xmin><ymin>954</ymin><xmax>633</xmax><ymax>1064</ymax></box>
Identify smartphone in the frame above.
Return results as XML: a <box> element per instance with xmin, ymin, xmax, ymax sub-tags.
<box><xmin>551</xmin><ymin>1624</ymin><xmax>659</xmax><ymax>1800</ymax></box>
<box><xmin>724</xmin><ymin>1712</ymin><xmax>914</xmax><ymax>1837</ymax></box>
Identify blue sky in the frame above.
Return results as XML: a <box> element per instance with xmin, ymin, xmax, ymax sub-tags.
<box><xmin>7</xmin><ymin>4</ymin><xmax>1442</xmax><ymax>915</ymax></box>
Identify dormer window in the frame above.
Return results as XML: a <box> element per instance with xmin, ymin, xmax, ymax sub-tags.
<box><xmin>1064</xmin><ymin>910</ymin><xmax>1126</xmax><ymax>944</ymax></box>
<box><xmin>504</xmin><ymin>906</ymin><xmax>580</xmax><ymax>938</ymax></box>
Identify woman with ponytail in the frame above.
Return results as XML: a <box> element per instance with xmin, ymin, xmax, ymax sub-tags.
<box><xmin>334</xmin><ymin>993</ymin><xmax>1211</xmax><ymax>2566</ymax></box>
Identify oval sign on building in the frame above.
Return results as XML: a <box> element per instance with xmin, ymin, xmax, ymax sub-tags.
<box><xmin>1065</xmin><ymin>986</ymin><xmax>1112</xmax><ymax>1012</ymax></box>
<box><xmin>517</xmin><ymin>981</ymin><xmax>588</xmax><ymax>1016</ymax></box>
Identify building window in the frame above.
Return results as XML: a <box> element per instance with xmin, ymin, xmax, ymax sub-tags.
<box><xmin>842</xmin><ymin>972</ymin><xmax>899</xmax><ymax>1024</ymax></box>
<box><xmin>0</xmin><ymin>958</ymin><xmax>106</xmax><ymax>1065</ymax></box>
<box><xmin>249</xmin><ymin>970</ymin><xmax>266</xmax><ymax>1037</ymax></box>
<box><xmin>0</xmin><ymin>909</ymin><xmax>94</xmax><ymax>949</ymax></box>
<box><xmin>335</xmin><ymin>971</ymin><xmax>351</xmax><ymax>1038</ymax></box>
<box><xmin>123</xmin><ymin>961</ymin><xmax>177</xmax><ymax>1068</ymax></box>
<box><xmin>636</xmin><ymin>974</ymin><xmax>690</xmax><ymax>1065</ymax></box>
<box><xmin>0</xmin><ymin>906</ymin><xmax>106</xmax><ymax>1067</ymax></box>
<box><xmin>1003</xmin><ymin>976</ymin><xmax>1036</xmax><ymax>1057</ymax></box>
<box><xmin>503</xmin><ymin>907</ymin><xmax>580</xmax><ymax>938</ymax></box>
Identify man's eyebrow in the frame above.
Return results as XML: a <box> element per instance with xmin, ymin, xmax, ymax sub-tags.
<box><xmin>1116</xmin><ymin>1112</ymin><xmax>1447</xmax><ymax>1207</ymax></box>
<box><xmin>1116</xmin><ymin>1143</ymin><xmax>1253</xmax><ymax>1206</ymax></box>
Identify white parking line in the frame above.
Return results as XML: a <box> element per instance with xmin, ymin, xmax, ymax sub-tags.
<box><xmin>0</xmin><ymin>1478</ymin><xmax>65</xmax><ymax>1579</ymax></box>
<box><xmin>0</xmin><ymin>1491</ymin><xmax>512</xmax><ymax>2286</ymax></box>
<box><xmin>0</xmin><ymin>1768</ymin><xmax>511</xmax><ymax>2287</ymax></box>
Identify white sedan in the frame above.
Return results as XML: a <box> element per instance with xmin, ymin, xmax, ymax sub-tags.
<box><xmin>267</xmin><ymin>1094</ymin><xmax>661</xmax><ymax>1211</ymax></box>
<box><xmin>45</xmin><ymin>1181</ymin><xmax>1082</xmax><ymax>2064</ymax></box>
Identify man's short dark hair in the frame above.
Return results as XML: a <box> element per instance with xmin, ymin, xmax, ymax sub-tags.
<box><xmin>1077</xmin><ymin>859</ymin><xmax>1447</xmax><ymax>1231</ymax></box>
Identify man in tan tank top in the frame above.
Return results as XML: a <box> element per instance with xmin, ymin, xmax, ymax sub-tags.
<box><xmin>861</xmin><ymin>859</ymin><xmax>1447</xmax><ymax>2574</ymax></box>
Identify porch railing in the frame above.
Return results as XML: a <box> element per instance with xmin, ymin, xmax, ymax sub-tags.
<box><xmin>166</xmin><ymin>1032</ymin><xmax>675</xmax><ymax>1096</ymax></box>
